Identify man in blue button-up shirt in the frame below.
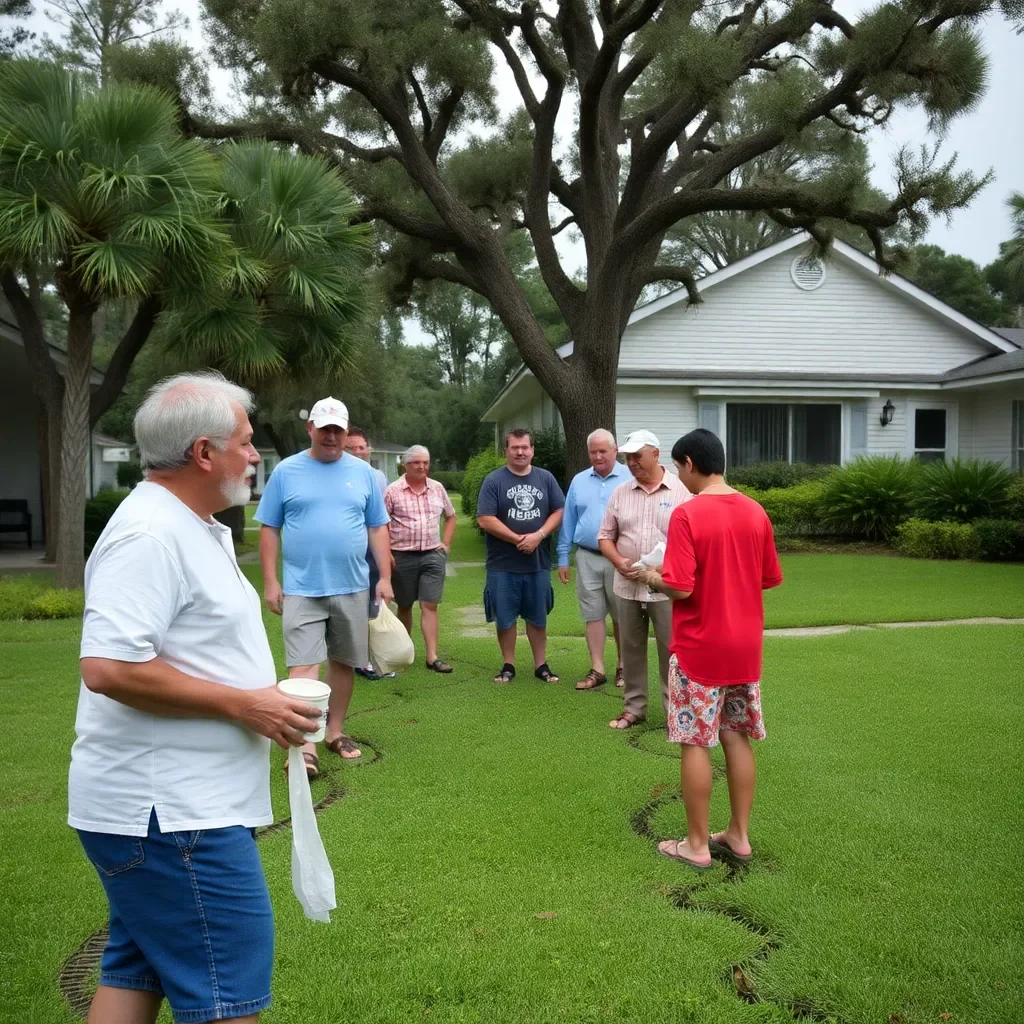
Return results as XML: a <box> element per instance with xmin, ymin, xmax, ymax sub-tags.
<box><xmin>557</xmin><ymin>428</ymin><xmax>629</xmax><ymax>690</ymax></box>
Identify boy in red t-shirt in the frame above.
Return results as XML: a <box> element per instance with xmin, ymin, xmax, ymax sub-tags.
<box><xmin>637</xmin><ymin>429</ymin><xmax>782</xmax><ymax>870</ymax></box>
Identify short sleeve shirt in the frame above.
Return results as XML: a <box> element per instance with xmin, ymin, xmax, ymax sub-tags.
<box><xmin>384</xmin><ymin>477</ymin><xmax>456</xmax><ymax>552</ymax></box>
<box><xmin>661</xmin><ymin>492</ymin><xmax>783</xmax><ymax>686</ymax></box>
<box><xmin>477</xmin><ymin>466</ymin><xmax>565</xmax><ymax>573</ymax></box>
<box><xmin>69</xmin><ymin>482</ymin><xmax>276</xmax><ymax>836</ymax></box>
<box><xmin>255</xmin><ymin>451</ymin><xmax>389</xmax><ymax>597</ymax></box>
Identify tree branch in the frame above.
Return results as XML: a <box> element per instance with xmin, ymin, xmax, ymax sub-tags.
<box><xmin>426</xmin><ymin>87</ymin><xmax>464</xmax><ymax>162</ymax></box>
<box><xmin>89</xmin><ymin>295</ymin><xmax>161</xmax><ymax>426</ymax></box>
<box><xmin>636</xmin><ymin>264</ymin><xmax>701</xmax><ymax>305</ymax></box>
<box><xmin>407</xmin><ymin>71</ymin><xmax>433</xmax><ymax>141</ymax></box>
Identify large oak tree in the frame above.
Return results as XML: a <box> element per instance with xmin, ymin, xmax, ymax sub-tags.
<box><xmin>184</xmin><ymin>0</ymin><xmax>1005</xmax><ymax>472</ymax></box>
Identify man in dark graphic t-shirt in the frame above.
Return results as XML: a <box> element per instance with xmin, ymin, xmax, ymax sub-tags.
<box><xmin>476</xmin><ymin>428</ymin><xmax>565</xmax><ymax>685</ymax></box>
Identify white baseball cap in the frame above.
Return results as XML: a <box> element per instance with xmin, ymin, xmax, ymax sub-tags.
<box><xmin>309</xmin><ymin>396</ymin><xmax>349</xmax><ymax>429</ymax></box>
<box><xmin>618</xmin><ymin>429</ymin><xmax>660</xmax><ymax>454</ymax></box>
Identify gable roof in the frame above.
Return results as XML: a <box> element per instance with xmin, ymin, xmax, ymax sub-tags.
<box><xmin>481</xmin><ymin>232</ymin><xmax>1019</xmax><ymax>421</ymax></box>
<box><xmin>626</xmin><ymin>233</ymin><xmax>1016</xmax><ymax>353</ymax></box>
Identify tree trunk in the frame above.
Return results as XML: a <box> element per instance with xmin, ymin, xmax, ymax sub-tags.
<box><xmin>214</xmin><ymin>505</ymin><xmax>245</xmax><ymax>544</ymax></box>
<box><xmin>54</xmin><ymin>305</ymin><xmax>96</xmax><ymax>588</ymax></box>
<box><xmin>38</xmin><ymin>402</ymin><xmax>63</xmax><ymax>562</ymax></box>
<box><xmin>553</xmin><ymin>372</ymin><xmax>618</xmax><ymax>481</ymax></box>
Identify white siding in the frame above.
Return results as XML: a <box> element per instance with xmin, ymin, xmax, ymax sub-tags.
<box><xmin>621</xmin><ymin>250</ymin><xmax>992</xmax><ymax>375</ymax></box>
<box><xmin>958</xmin><ymin>393</ymin><xmax>1017</xmax><ymax>467</ymax></box>
<box><xmin>615</xmin><ymin>385</ymin><xmax>698</xmax><ymax>465</ymax></box>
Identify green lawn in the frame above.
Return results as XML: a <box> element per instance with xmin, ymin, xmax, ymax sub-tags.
<box><xmin>1</xmin><ymin>516</ymin><xmax>1022</xmax><ymax>1024</ymax></box>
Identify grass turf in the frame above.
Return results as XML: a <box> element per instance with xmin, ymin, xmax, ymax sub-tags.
<box><xmin>1</xmin><ymin>543</ymin><xmax>1023</xmax><ymax>1023</ymax></box>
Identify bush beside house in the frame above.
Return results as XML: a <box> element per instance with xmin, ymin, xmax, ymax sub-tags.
<box><xmin>431</xmin><ymin>470</ymin><xmax>464</xmax><ymax>494</ymax></box>
<box><xmin>462</xmin><ymin>448</ymin><xmax>506</xmax><ymax>523</ymax></box>
<box><xmin>737</xmin><ymin>457</ymin><xmax>1024</xmax><ymax>562</ymax></box>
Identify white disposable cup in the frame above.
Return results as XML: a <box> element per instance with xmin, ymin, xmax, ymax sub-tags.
<box><xmin>277</xmin><ymin>679</ymin><xmax>331</xmax><ymax>743</ymax></box>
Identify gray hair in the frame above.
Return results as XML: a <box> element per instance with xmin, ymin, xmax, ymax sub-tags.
<box><xmin>587</xmin><ymin>428</ymin><xmax>616</xmax><ymax>448</ymax></box>
<box><xmin>404</xmin><ymin>445</ymin><xmax>430</xmax><ymax>461</ymax></box>
<box><xmin>135</xmin><ymin>371</ymin><xmax>254</xmax><ymax>471</ymax></box>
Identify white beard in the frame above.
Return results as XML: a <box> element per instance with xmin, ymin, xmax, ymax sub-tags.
<box><xmin>222</xmin><ymin>471</ymin><xmax>254</xmax><ymax>507</ymax></box>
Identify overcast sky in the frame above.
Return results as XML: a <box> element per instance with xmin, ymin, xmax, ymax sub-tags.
<box><xmin>18</xmin><ymin>0</ymin><xmax>1023</xmax><ymax>330</ymax></box>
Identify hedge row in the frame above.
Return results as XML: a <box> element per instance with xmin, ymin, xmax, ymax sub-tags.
<box><xmin>430</xmin><ymin>470</ymin><xmax>464</xmax><ymax>494</ymax></box>
<box><xmin>0</xmin><ymin>577</ymin><xmax>84</xmax><ymax>620</ymax></box>
<box><xmin>894</xmin><ymin>518</ymin><xmax>1024</xmax><ymax>561</ymax></box>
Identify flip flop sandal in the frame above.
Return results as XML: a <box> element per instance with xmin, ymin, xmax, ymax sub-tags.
<box><xmin>283</xmin><ymin>751</ymin><xmax>320</xmax><ymax>779</ymax></box>
<box><xmin>657</xmin><ymin>840</ymin><xmax>713</xmax><ymax>871</ymax></box>
<box><xmin>709</xmin><ymin>834</ymin><xmax>753</xmax><ymax>864</ymax></box>
<box><xmin>326</xmin><ymin>735</ymin><xmax>362</xmax><ymax>759</ymax></box>
<box><xmin>426</xmin><ymin>659</ymin><xmax>453</xmax><ymax>673</ymax></box>
<box><xmin>614</xmin><ymin>668</ymin><xmax>624</xmax><ymax>688</ymax></box>
<box><xmin>534</xmin><ymin>663</ymin><xmax>560</xmax><ymax>683</ymax></box>
<box><xmin>609</xmin><ymin>712</ymin><xmax>643</xmax><ymax>730</ymax></box>
<box><xmin>494</xmin><ymin>663</ymin><xmax>516</xmax><ymax>684</ymax></box>
<box><xmin>575</xmin><ymin>669</ymin><xmax>608</xmax><ymax>690</ymax></box>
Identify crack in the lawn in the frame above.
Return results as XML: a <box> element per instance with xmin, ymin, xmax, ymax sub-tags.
<box><xmin>632</xmin><ymin>793</ymin><xmax>858</xmax><ymax>1024</ymax></box>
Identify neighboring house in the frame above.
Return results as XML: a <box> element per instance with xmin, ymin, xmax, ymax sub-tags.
<box><xmin>253</xmin><ymin>448</ymin><xmax>282</xmax><ymax>496</ymax></box>
<box><xmin>368</xmin><ymin>440</ymin><xmax>406</xmax><ymax>482</ymax></box>
<box><xmin>0</xmin><ymin>298</ymin><xmax>128</xmax><ymax>546</ymax></box>
<box><xmin>482</xmin><ymin>233</ymin><xmax>1024</xmax><ymax>471</ymax></box>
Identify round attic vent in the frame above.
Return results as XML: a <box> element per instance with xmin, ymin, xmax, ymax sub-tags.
<box><xmin>790</xmin><ymin>254</ymin><xmax>827</xmax><ymax>291</ymax></box>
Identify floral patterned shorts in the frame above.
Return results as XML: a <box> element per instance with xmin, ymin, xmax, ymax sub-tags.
<box><xmin>666</xmin><ymin>655</ymin><xmax>766</xmax><ymax>747</ymax></box>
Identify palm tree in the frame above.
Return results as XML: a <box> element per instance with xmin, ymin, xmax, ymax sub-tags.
<box><xmin>0</xmin><ymin>60</ymin><xmax>370</xmax><ymax>586</ymax></box>
<box><xmin>1005</xmin><ymin>191</ymin><xmax>1024</xmax><ymax>287</ymax></box>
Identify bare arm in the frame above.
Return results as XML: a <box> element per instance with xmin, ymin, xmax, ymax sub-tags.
<box><xmin>441</xmin><ymin>512</ymin><xmax>457</xmax><ymax>550</ymax></box>
<box><xmin>478</xmin><ymin>515</ymin><xmax>523</xmax><ymax>544</ymax></box>
<box><xmin>368</xmin><ymin>524</ymin><xmax>394</xmax><ymax>603</ymax></box>
<box><xmin>259</xmin><ymin>525</ymin><xmax>282</xmax><ymax>614</ymax></box>
<box><xmin>80</xmin><ymin>657</ymin><xmax>320</xmax><ymax>748</ymax></box>
<box><xmin>517</xmin><ymin>508</ymin><xmax>564</xmax><ymax>554</ymax></box>
<box><xmin>636</xmin><ymin>568</ymin><xmax>691</xmax><ymax>602</ymax></box>
<box><xmin>599</xmin><ymin>537</ymin><xmax>639</xmax><ymax>579</ymax></box>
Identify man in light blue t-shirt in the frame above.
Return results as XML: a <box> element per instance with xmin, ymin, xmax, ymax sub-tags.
<box><xmin>256</xmin><ymin>396</ymin><xmax>392</xmax><ymax>772</ymax></box>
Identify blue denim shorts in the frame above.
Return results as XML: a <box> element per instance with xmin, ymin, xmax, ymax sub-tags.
<box><xmin>483</xmin><ymin>569</ymin><xmax>555</xmax><ymax>630</ymax></box>
<box><xmin>76</xmin><ymin>809</ymin><xmax>273</xmax><ymax>1023</ymax></box>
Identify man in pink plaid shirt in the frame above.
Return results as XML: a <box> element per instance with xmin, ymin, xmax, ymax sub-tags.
<box><xmin>384</xmin><ymin>445</ymin><xmax>458</xmax><ymax>673</ymax></box>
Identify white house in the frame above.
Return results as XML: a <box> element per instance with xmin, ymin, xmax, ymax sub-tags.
<box><xmin>0</xmin><ymin>299</ymin><xmax>133</xmax><ymax>546</ymax></box>
<box><xmin>482</xmin><ymin>234</ymin><xmax>1024</xmax><ymax>471</ymax></box>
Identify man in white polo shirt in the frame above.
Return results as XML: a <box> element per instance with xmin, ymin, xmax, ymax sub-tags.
<box><xmin>70</xmin><ymin>371</ymin><xmax>320</xmax><ymax>1024</ymax></box>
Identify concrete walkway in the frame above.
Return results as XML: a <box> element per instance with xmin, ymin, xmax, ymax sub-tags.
<box><xmin>0</xmin><ymin>549</ymin><xmax>50</xmax><ymax>572</ymax></box>
<box><xmin>457</xmin><ymin>614</ymin><xmax>1024</xmax><ymax>642</ymax></box>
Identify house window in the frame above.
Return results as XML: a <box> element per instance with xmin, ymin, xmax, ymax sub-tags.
<box><xmin>1013</xmin><ymin>401</ymin><xmax>1023</xmax><ymax>470</ymax></box>
<box><xmin>726</xmin><ymin>404</ymin><xmax>841</xmax><ymax>468</ymax></box>
<box><xmin>913</xmin><ymin>408</ymin><xmax>948</xmax><ymax>463</ymax></box>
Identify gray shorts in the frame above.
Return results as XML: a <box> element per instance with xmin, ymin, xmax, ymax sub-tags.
<box><xmin>575</xmin><ymin>547</ymin><xmax>619</xmax><ymax>623</ymax></box>
<box><xmin>282</xmin><ymin>593</ymin><xmax>369</xmax><ymax>668</ymax></box>
<box><xmin>392</xmin><ymin>548</ymin><xmax>447</xmax><ymax>608</ymax></box>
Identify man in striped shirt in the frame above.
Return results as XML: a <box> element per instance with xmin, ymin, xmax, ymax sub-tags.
<box><xmin>384</xmin><ymin>445</ymin><xmax>457</xmax><ymax>673</ymax></box>
<box><xmin>598</xmin><ymin>430</ymin><xmax>691</xmax><ymax>730</ymax></box>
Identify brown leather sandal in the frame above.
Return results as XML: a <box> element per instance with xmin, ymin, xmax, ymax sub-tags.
<box><xmin>283</xmin><ymin>751</ymin><xmax>320</xmax><ymax>779</ymax></box>
<box><xmin>575</xmin><ymin>669</ymin><xmax>607</xmax><ymax>690</ymax></box>
<box><xmin>326</xmin><ymin>735</ymin><xmax>362</xmax><ymax>759</ymax></box>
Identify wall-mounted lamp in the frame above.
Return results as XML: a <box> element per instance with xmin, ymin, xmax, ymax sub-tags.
<box><xmin>879</xmin><ymin>399</ymin><xmax>895</xmax><ymax>427</ymax></box>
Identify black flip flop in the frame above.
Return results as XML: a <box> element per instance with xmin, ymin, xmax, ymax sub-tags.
<box><xmin>426</xmin><ymin>658</ymin><xmax>453</xmax><ymax>673</ymax></box>
<box><xmin>534</xmin><ymin>663</ymin><xmax>559</xmax><ymax>683</ymax></box>
<box><xmin>709</xmin><ymin>834</ymin><xmax>752</xmax><ymax>864</ymax></box>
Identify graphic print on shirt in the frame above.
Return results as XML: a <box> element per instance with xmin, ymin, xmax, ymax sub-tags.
<box><xmin>506</xmin><ymin>483</ymin><xmax>545</xmax><ymax>523</ymax></box>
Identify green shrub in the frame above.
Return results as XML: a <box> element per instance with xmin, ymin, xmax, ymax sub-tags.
<box><xmin>84</xmin><ymin>489</ymin><xmax>130</xmax><ymax>554</ymax></box>
<box><xmin>531</xmin><ymin>427</ymin><xmax>567</xmax><ymax>490</ymax></box>
<box><xmin>1005</xmin><ymin>474</ymin><xmax>1024</xmax><ymax>523</ymax></box>
<box><xmin>972</xmin><ymin>518</ymin><xmax>1024</xmax><ymax>562</ymax></box>
<box><xmin>24</xmin><ymin>588</ymin><xmax>84</xmax><ymax>619</ymax></box>
<box><xmin>461</xmin><ymin>447</ymin><xmax>505</xmax><ymax>523</ymax></box>
<box><xmin>912</xmin><ymin>458</ymin><xmax>1014</xmax><ymax>523</ymax></box>
<box><xmin>116</xmin><ymin>461</ymin><xmax>144</xmax><ymax>488</ymax></box>
<box><xmin>726</xmin><ymin>461</ymin><xmax>835</xmax><ymax>490</ymax></box>
<box><xmin>894</xmin><ymin>518</ymin><xmax>979</xmax><ymax>559</ymax></box>
<box><xmin>819</xmin><ymin>456</ymin><xmax>920</xmax><ymax>540</ymax></box>
<box><xmin>0</xmin><ymin>577</ymin><xmax>83</xmax><ymax>620</ymax></box>
<box><xmin>736</xmin><ymin>482</ymin><xmax>826</xmax><ymax>536</ymax></box>
<box><xmin>431</xmin><ymin>470</ymin><xmax>464</xmax><ymax>494</ymax></box>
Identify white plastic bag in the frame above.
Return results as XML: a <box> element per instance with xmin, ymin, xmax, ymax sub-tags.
<box><xmin>287</xmin><ymin>745</ymin><xmax>336</xmax><ymax>923</ymax></box>
<box><xmin>368</xmin><ymin>602</ymin><xmax>415</xmax><ymax>674</ymax></box>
